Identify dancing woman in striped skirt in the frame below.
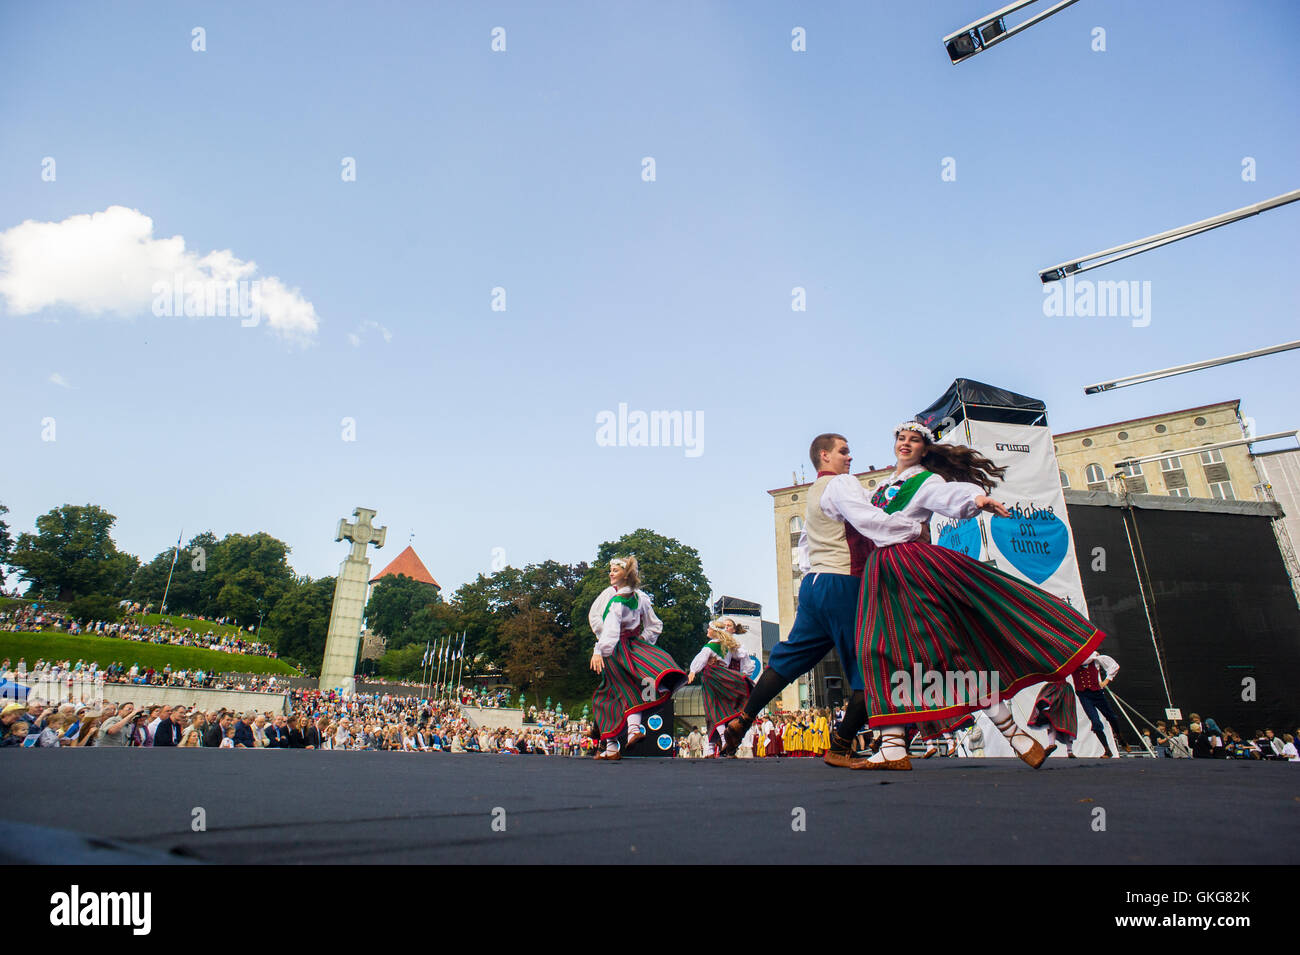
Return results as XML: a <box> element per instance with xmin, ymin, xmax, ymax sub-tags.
<box><xmin>588</xmin><ymin>556</ymin><xmax>687</xmax><ymax>760</ymax></box>
<box><xmin>853</xmin><ymin>421</ymin><xmax>1107</xmax><ymax>770</ymax></box>
<box><xmin>685</xmin><ymin>617</ymin><xmax>757</xmax><ymax>756</ymax></box>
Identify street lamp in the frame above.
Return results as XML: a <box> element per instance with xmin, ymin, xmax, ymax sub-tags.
<box><xmin>1042</xmin><ymin>189</ymin><xmax>1300</xmax><ymax>284</ymax></box>
<box><xmin>943</xmin><ymin>0</ymin><xmax>1083</xmax><ymax>65</ymax></box>
<box><xmin>1084</xmin><ymin>340</ymin><xmax>1300</xmax><ymax>394</ymax></box>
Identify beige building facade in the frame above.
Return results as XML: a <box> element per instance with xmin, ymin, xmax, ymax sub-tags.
<box><xmin>1053</xmin><ymin>400</ymin><xmax>1257</xmax><ymax>501</ymax></box>
<box><xmin>767</xmin><ymin>400</ymin><xmax>1279</xmax><ymax>708</ymax></box>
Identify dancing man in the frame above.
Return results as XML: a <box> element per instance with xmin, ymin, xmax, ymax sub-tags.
<box><xmin>721</xmin><ymin>433</ymin><xmax>923</xmax><ymax>766</ymax></box>
<box><xmin>588</xmin><ymin>556</ymin><xmax>687</xmax><ymax>760</ymax></box>
<box><xmin>1071</xmin><ymin>650</ymin><xmax>1129</xmax><ymax>758</ymax></box>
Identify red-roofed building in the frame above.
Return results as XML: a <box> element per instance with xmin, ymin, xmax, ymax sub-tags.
<box><xmin>369</xmin><ymin>545</ymin><xmax>440</xmax><ymax>590</ymax></box>
<box><xmin>360</xmin><ymin>546</ymin><xmax>441</xmax><ymax>662</ymax></box>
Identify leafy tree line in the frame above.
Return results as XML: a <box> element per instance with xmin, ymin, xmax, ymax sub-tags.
<box><xmin>0</xmin><ymin>503</ymin><xmax>333</xmax><ymax>671</ymax></box>
<box><xmin>366</xmin><ymin>529</ymin><xmax>712</xmax><ymax>702</ymax></box>
<box><xmin>1</xmin><ymin>504</ymin><xmax>714</xmax><ymax>691</ymax></box>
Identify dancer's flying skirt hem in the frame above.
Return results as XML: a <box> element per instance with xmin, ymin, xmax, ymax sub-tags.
<box><xmin>857</xmin><ymin>539</ymin><xmax>1106</xmax><ymax>731</ymax></box>
<box><xmin>866</xmin><ymin>633</ymin><xmax>1102</xmax><ymax>729</ymax></box>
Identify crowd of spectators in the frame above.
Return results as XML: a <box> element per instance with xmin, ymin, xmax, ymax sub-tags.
<box><xmin>0</xmin><ymin>684</ymin><xmax>603</xmax><ymax>756</ymax></box>
<box><xmin>0</xmin><ymin>605</ymin><xmax>277</xmax><ymax>658</ymax></box>
<box><xmin>1137</xmin><ymin>713</ymin><xmax>1298</xmax><ymax>760</ymax></box>
<box><xmin>4</xmin><ymin>657</ymin><xmax>283</xmax><ymax>693</ymax></box>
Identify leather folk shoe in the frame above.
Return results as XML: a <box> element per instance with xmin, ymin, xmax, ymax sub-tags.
<box><xmin>850</xmin><ymin>753</ymin><xmax>912</xmax><ymax>771</ymax></box>
<box><xmin>720</xmin><ymin>716</ymin><xmax>752</xmax><ymax>757</ymax></box>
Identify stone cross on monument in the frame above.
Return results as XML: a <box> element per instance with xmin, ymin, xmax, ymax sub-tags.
<box><xmin>319</xmin><ymin>507</ymin><xmax>386</xmax><ymax>693</ymax></box>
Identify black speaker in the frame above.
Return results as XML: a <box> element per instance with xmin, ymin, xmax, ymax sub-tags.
<box><xmin>620</xmin><ymin>697</ymin><xmax>677</xmax><ymax>758</ymax></box>
<box><xmin>823</xmin><ymin>676</ymin><xmax>845</xmax><ymax>709</ymax></box>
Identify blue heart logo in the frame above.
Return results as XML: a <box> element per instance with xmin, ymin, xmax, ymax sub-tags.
<box><xmin>936</xmin><ymin>518</ymin><xmax>981</xmax><ymax>557</ymax></box>
<box><xmin>989</xmin><ymin>509</ymin><xmax>1069</xmax><ymax>584</ymax></box>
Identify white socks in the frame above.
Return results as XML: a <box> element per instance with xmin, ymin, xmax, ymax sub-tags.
<box><xmin>870</xmin><ymin>726</ymin><xmax>909</xmax><ymax>762</ymax></box>
<box><xmin>627</xmin><ymin>714</ymin><xmax>643</xmax><ymax>737</ymax></box>
<box><xmin>988</xmin><ymin>703</ymin><xmax>1035</xmax><ymax>757</ymax></box>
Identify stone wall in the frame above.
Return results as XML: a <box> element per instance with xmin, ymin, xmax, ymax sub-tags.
<box><xmin>97</xmin><ymin>684</ymin><xmax>290</xmax><ymax>715</ymax></box>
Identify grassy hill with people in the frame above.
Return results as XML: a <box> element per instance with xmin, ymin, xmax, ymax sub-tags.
<box><xmin>0</xmin><ymin>630</ymin><xmax>300</xmax><ymax>676</ymax></box>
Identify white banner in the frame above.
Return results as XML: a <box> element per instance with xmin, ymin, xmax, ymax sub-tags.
<box><xmin>932</xmin><ymin>417</ymin><xmax>1108</xmax><ymax>757</ymax></box>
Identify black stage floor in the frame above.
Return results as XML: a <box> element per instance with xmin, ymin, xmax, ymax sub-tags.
<box><xmin>5</xmin><ymin>751</ymin><xmax>1297</xmax><ymax>864</ymax></box>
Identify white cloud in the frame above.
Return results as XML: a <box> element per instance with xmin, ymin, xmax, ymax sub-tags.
<box><xmin>0</xmin><ymin>206</ymin><xmax>319</xmax><ymax>342</ymax></box>
<box><xmin>49</xmin><ymin>373</ymin><xmax>72</xmax><ymax>388</ymax></box>
<box><xmin>348</xmin><ymin>319</ymin><xmax>392</xmax><ymax>347</ymax></box>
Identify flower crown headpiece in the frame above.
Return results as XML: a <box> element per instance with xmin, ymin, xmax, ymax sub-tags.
<box><xmin>894</xmin><ymin>420</ymin><xmax>935</xmax><ymax>442</ymax></box>
<box><xmin>609</xmin><ymin>557</ymin><xmax>632</xmax><ymax>569</ymax></box>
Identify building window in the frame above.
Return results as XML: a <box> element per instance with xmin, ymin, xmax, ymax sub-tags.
<box><xmin>1194</xmin><ymin>416</ymin><xmax>1207</xmax><ymax>426</ymax></box>
<box><xmin>1118</xmin><ymin>460</ymin><xmax>1146</xmax><ymax>492</ymax></box>
<box><xmin>1155</xmin><ymin>424</ymin><xmax>1167</xmax><ymax>433</ymax></box>
<box><xmin>1085</xmin><ymin>464</ymin><xmax>1107</xmax><ymax>490</ymax></box>
<box><xmin>1118</xmin><ymin>431</ymin><xmax>1129</xmax><ymax>440</ymax></box>
<box><xmin>1160</xmin><ymin>455</ymin><xmax>1188</xmax><ymax>491</ymax></box>
<box><xmin>1059</xmin><ymin>469</ymin><xmax>1070</xmax><ymax>489</ymax></box>
<box><xmin>1200</xmin><ymin>447</ymin><xmax>1224</xmax><ymax>465</ymax></box>
<box><xmin>1209</xmin><ymin>481</ymin><xmax>1236</xmax><ymax>501</ymax></box>
<box><xmin>789</xmin><ymin>516</ymin><xmax>804</xmax><ymax>549</ymax></box>
<box><xmin>1082</xmin><ymin>438</ymin><xmax>1093</xmax><ymax>447</ymax></box>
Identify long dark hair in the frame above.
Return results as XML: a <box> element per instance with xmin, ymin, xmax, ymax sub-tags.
<box><xmin>919</xmin><ymin>443</ymin><xmax>1007</xmax><ymax>493</ymax></box>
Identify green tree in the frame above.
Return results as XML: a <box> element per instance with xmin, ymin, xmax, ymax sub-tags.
<box><xmin>9</xmin><ymin>504</ymin><xmax>140</xmax><ymax>602</ymax></box>
<box><xmin>207</xmin><ymin>532</ymin><xmax>294</xmax><ymax>626</ymax></box>
<box><xmin>67</xmin><ymin>593</ymin><xmax>124</xmax><ymax>624</ymax></box>
<box><xmin>365</xmin><ymin>574</ymin><xmax>441</xmax><ymax>643</ymax></box>
<box><xmin>0</xmin><ymin>502</ymin><xmax>14</xmax><ymax>593</ymax></box>
<box><xmin>128</xmin><ymin>531</ymin><xmax>219</xmax><ymax>613</ymax></box>
<box><xmin>501</xmin><ymin>596</ymin><xmax>564</xmax><ymax>693</ymax></box>
<box><xmin>572</xmin><ymin>528</ymin><xmax>711</xmax><ymax>667</ymax></box>
<box><xmin>392</xmin><ymin>600</ymin><xmax>460</xmax><ymax>652</ymax></box>
<box><xmin>376</xmin><ymin>642</ymin><xmax>426</xmax><ymax>680</ymax></box>
<box><xmin>265</xmin><ymin>575</ymin><xmax>335</xmax><ymax>673</ymax></box>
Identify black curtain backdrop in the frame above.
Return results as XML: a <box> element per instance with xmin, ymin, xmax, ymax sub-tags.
<box><xmin>1069</xmin><ymin>503</ymin><xmax>1300</xmax><ymax>734</ymax></box>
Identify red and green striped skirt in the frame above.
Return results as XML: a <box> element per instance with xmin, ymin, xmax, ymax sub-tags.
<box><xmin>592</xmin><ymin>633</ymin><xmax>687</xmax><ymax>742</ymax></box>
<box><xmin>700</xmin><ymin>658</ymin><xmax>754</xmax><ymax>744</ymax></box>
<box><xmin>856</xmin><ymin>540</ymin><xmax>1105</xmax><ymax>730</ymax></box>
<box><xmin>1028</xmin><ymin>679</ymin><xmax>1079</xmax><ymax>740</ymax></box>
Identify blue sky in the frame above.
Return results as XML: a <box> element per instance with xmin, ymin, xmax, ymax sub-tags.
<box><xmin>2</xmin><ymin>0</ymin><xmax>1298</xmax><ymax>617</ymax></box>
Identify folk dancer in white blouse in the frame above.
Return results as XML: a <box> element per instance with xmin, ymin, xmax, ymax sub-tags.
<box><xmin>588</xmin><ymin>556</ymin><xmax>688</xmax><ymax>760</ymax></box>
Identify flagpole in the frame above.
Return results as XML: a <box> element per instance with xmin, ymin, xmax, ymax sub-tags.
<box><xmin>419</xmin><ymin>640</ymin><xmax>431</xmax><ymax>698</ymax></box>
<box><xmin>435</xmin><ymin>636</ymin><xmax>447</xmax><ymax>700</ymax></box>
<box><xmin>431</xmin><ymin>639</ymin><xmax>447</xmax><ymax>696</ymax></box>
<box><xmin>455</xmin><ymin>631</ymin><xmax>467</xmax><ymax>699</ymax></box>
<box><xmin>158</xmin><ymin>529</ymin><xmax>183</xmax><ymax>621</ymax></box>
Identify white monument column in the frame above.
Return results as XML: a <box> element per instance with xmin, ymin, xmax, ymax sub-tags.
<box><xmin>319</xmin><ymin>507</ymin><xmax>386</xmax><ymax>693</ymax></box>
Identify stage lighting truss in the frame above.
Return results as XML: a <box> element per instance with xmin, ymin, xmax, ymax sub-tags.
<box><xmin>943</xmin><ymin>0</ymin><xmax>1082</xmax><ymax>65</ymax></box>
<box><xmin>1114</xmin><ymin>431</ymin><xmax>1299</xmax><ymax>472</ymax></box>
<box><xmin>1042</xmin><ymin>189</ymin><xmax>1300</xmax><ymax>284</ymax></box>
<box><xmin>1083</xmin><ymin>340</ymin><xmax>1300</xmax><ymax>395</ymax></box>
